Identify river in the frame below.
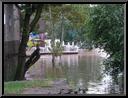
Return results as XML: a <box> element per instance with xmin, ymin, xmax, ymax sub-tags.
<box><xmin>25</xmin><ymin>49</ymin><xmax>124</xmax><ymax>94</ymax></box>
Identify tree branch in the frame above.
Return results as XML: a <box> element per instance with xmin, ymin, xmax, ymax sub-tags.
<box><xmin>24</xmin><ymin>47</ymin><xmax>40</xmax><ymax>74</ymax></box>
<box><xmin>29</xmin><ymin>4</ymin><xmax>43</xmax><ymax>32</ymax></box>
<box><xmin>22</xmin><ymin>4</ymin><xmax>33</xmax><ymax>35</ymax></box>
<box><xmin>15</xmin><ymin>4</ymin><xmax>23</xmax><ymax>10</ymax></box>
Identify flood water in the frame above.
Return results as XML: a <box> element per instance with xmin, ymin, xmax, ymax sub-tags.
<box><xmin>25</xmin><ymin>49</ymin><xmax>124</xmax><ymax>94</ymax></box>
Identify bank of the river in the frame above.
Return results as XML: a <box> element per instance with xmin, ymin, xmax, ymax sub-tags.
<box><xmin>4</xmin><ymin>79</ymin><xmax>53</xmax><ymax>94</ymax></box>
<box><xmin>21</xmin><ymin>79</ymin><xmax>72</xmax><ymax>94</ymax></box>
<box><xmin>4</xmin><ymin>78</ymin><xmax>76</xmax><ymax>95</ymax></box>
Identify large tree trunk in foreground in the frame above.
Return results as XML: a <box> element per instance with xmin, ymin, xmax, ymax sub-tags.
<box><xmin>15</xmin><ymin>35</ymin><xmax>29</xmax><ymax>80</ymax></box>
<box><xmin>14</xmin><ymin>4</ymin><xmax>43</xmax><ymax>80</ymax></box>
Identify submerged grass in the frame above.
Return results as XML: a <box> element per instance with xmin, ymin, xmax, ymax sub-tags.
<box><xmin>4</xmin><ymin>79</ymin><xmax>53</xmax><ymax>94</ymax></box>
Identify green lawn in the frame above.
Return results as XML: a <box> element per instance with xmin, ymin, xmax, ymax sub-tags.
<box><xmin>4</xmin><ymin>79</ymin><xmax>53</xmax><ymax>94</ymax></box>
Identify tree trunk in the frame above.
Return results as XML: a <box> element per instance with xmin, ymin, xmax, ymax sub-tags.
<box><xmin>24</xmin><ymin>46</ymin><xmax>40</xmax><ymax>75</ymax></box>
<box><xmin>52</xmin><ymin>55</ymin><xmax>55</xmax><ymax>67</ymax></box>
<box><xmin>14</xmin><ymin>5</ymin><xmax>31</xmax><ymax>80</ymax></box>
<box><xmin>15</xmin><ymin>35</ymin><xmax>29</xmax><ymax>80</ymax></box>
<box><xmin>60</xmin><ymin>6</ymin><xmax>64</xmax><ymax>44</ymax></box>
<box><xmin>49</xmin><ymin>5</ymin><xmax>56</xmax><ymax>67</ymax></box>
<box><xmin>14</xmin><ymin>4</ymin><xmax>43</xmax><ymax>80</ymax></box>
<box><xmin>59</xmin><ymin>5</ymin><xmax>64</xmax><ymax>64</ymax></box>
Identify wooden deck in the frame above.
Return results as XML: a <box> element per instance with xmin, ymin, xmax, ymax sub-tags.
<box><xmin>26</xmin><ymin>51</ymin><xmax>78</xmax><ymax>57</ymax></box>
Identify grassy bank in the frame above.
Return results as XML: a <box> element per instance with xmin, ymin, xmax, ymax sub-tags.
<box><xmin>4</xmin><ymin>79</ymin><xmax>53</xmax><ymax>94</ymax></box>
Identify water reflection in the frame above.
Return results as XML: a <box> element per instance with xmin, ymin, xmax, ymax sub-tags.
<box><xmin>26</xmin><ymin>49</ymin><xmax>123</xmax><ymax>94</ymax></box>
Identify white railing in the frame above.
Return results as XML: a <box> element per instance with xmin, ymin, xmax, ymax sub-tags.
<box><xmin>27</xmin><ymin>39</ymin><xmax>79</xmax><ymax>54</ymax></box>
<box><xmin>40</xmin><ymin>39</ymin><xmax>79</xmax><ymax>53</ymax></box>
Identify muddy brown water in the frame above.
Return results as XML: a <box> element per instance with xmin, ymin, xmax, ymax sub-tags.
<box><xmin>25</xmin><ymin>49</ymin><xmax>123</xmax><ymax>94</ymax></box>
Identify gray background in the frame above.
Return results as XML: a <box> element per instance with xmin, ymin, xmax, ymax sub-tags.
<box><xmin>124</xmin><ymin>4</ymin><xmax>126</xmax><ymax>95</ymax></box>
<box><xmin>0</xmin><ymin>0</ymin><xmax>126</xmax><ymax>96</ymax></box>
<box><xmin>1</xmin><ymin>0</ymin><xmax>128</xmax><ymax>2</ymax></box>
<box><xmin>0</xmin><ymin>1</ymin><xmax>2</xmax><ymax>97</ymax></box>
